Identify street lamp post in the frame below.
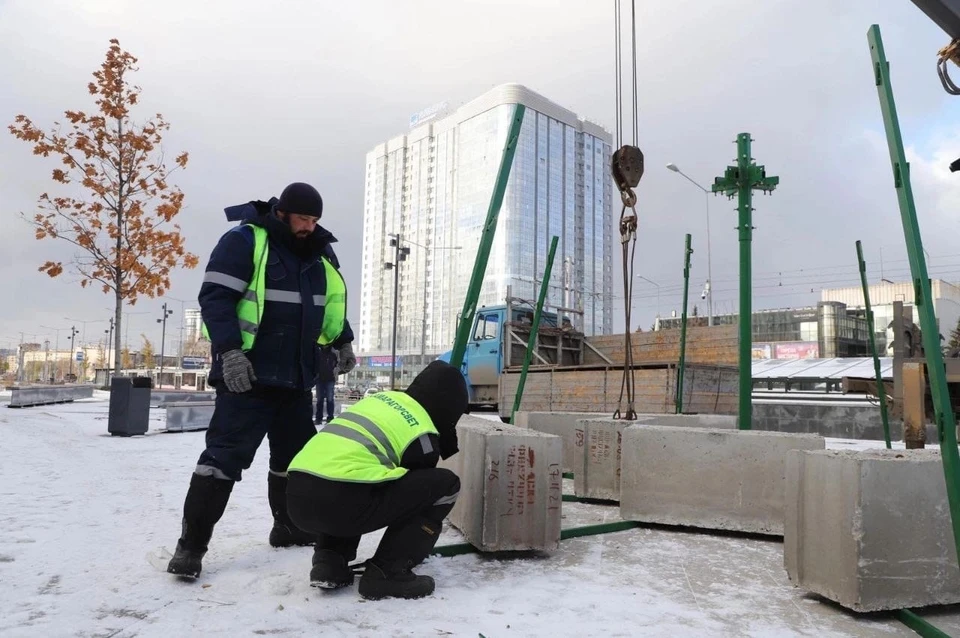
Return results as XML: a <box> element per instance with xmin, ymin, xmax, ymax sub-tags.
<box><xmin>637</xmin><ymin>275</ymin><xmax>661</xmax><ymax>324</ymax></box>
<box><xmin>157</xmin><ymin>303</ymin><xmax>174</xmax><ymax>388</ymax></box>
<box><xmin>666</xmin><ymin>162</ymin><xmax>713</xmax><ymax>326</ymax></box>
<box><xmin>165</xmin><ymin>296</ymin><xmax>191</xmax><ymax>370</ymax></box>
<box><xmin>384</xmin><ymin>233</ymin><xmax>410</xmax><ymax>390</ymax></box>
<box><xmin>68</xmin><ymin>326</ymin><xmax>79</xmax><ymax>378</ymax></box>
<box><xmin>103</xmin><ymin>317</ymin><xmax>115</xmax><ymax>378</ymax></box>
<box><xmin>40</xmin><ymin>325</ymin><xmax>67</xmax><ymax>381</ymax></box>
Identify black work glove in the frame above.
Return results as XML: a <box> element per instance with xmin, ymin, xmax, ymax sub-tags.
<box><xmin>438</xmin><ymin>428</ymin><xmax>459</xmax><ymax>460</ymax></box>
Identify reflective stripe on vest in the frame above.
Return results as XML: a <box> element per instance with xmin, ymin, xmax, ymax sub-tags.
<box><xmin>287</xmin><ymin>391</ymin><xmax>437</xmax><ymax>483</ymax></box>
<box><xmin>201</xmin><ymin>224</ymin><xmax>347</xmax><ymax>350</ymax></box>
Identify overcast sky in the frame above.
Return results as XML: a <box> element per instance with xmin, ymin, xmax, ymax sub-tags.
<box><xmin>1</xmin><ymin>0</ymin><xmax>958</xmax><ymax>353</ymax></box>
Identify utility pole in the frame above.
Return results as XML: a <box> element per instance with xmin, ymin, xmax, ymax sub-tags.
<box><xmin>43</xmin><ymin>340</ymin><xmax>50</xmax><ymax>383</ymax></box>
<box><xmin>384</xmin><ymin>233</ymin><xmax>410</xmax><ymax>390</ymax></box>
<box><xmin>103</xmin><ymin>317</ymin><xmax>115</xmax><ymax>381</ymax></box>
<box><xmin>712</xmin><ymin>133</ymin><xmax>779</xmax><ymax>431</ymax></box>
<box><xmin>68</xmin><ymin>326</ymin><xmax>79</xmax><ymax>378</ymax></box>
<box><xmin>677</xmin><ymin>234</ymin><xmax>693</xmax><ymax>414</ymax></box>
<box><xmin>157</xmin><ymin>303</ymin><xmax>174</xmax><ymax>388</ymax></box>
<box><xmin>40</xmin><ymin>325</ymin><xmax>67</xmax><ymax>381</ymax></box>
<box><xmin>165</xmin><ymin>297</ymin><xmax>190</xmax><ymax>370</ymax></box>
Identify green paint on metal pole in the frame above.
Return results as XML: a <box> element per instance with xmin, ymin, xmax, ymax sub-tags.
<box><xmin>511</xmin><ymin>235</ymin><xmax>559</xmax><ymax>424</ymax></box>
<box><xmin>449</xmin><ymin>104</ymin><xmax>526</xmax><ymax>370</ymax></box>
<box><xmin>856</xmin><ymin>240</ymin><xmax>892</xmax><ymax>449</ymax></box>
<box><xmin>712</xmin><ymin>134</ymin><xmax>779</xmax><ymax>430</ymax></box>
<box><xmin>676</xmin><ymin>233</ymin><xmax>693</xmax><ymax>414</ymax></box>
<box><xmin>868</xmin><ymin>23</ymin><xmax>960</xmax><ymax>572</ymax></box>
<box><xmin>896</xmin><ymin>609</ymin><xmax>952</xmax><ymax>638</ymax></box>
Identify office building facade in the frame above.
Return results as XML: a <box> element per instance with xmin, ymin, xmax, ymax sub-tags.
<box><xmin>358</xmin><ymin>84</ymin><xmax>614</xmax><ymax>364</ymax></box>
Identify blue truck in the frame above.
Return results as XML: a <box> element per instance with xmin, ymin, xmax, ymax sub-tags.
<box><xmin>438</xmin><ymin>300</ymin><xmax>739</xmax><ymax>418</ymax></box>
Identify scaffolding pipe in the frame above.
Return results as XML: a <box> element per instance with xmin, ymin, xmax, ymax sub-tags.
<box><xmin>856</xmin><ymin>240</ymin><xmax>892</xmax><ymax>449</ymax></box>
<box><xmin>510</xmin><ymin>235</ymin><xmax>560</xmax><ymax>424</ymax></box>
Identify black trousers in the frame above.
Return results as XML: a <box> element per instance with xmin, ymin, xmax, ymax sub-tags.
<box><xmin>286</xmin><ymin>468</ymin><xmax>460</xmax><ymax>565</ymax></box>
<box><xmin>196</xmin><ymin>384</ymin><xmax>316</xmax><ymax>481</ymax></box>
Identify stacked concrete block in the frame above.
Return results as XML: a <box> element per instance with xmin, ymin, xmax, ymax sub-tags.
<box><xmin>619</xmin><ymin>426</ymin><xmax>824</xmax><ymax>535</ymax></box>
<box><xmin>573</xmin><ymin>418</ymin><xmax>629</xmax><ymax>501</ymax></box>
<box><xmin>514</xmin><ymin>411</ymin><xmax>738</xmax><ymax>477</ymax></box>
<box><xmin>164</xmin><ymin>401</ymin><xmax>216</xmax><ymax>432</ymax></box>
<box><xmin>512</xmin><ymin>411</ymin><xmax>604</xmax><ymax>473</ymax></box>
<box><xmin>784</xmin><ymin>448</ymin><xmax>960</xmax><ymax>612</ymax></box>
<box><xmin>441</xmin><ymin>415</ymin><xmax>563</xmax><ymax>552</ymax></box>
<box><xmin>571</xmin><ymin>414</ymin><xmax>738</xmax><ymax>502</ymax></box>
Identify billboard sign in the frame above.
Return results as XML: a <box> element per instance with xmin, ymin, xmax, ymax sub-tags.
<box><xmin>364</xmin><ymin>355</ymin><xmax>401</xmax><ymax>368</ymax></box>
<box><xmin>181</xmin><ymin>356</ymin><xmax>208</xmax><ymax>370</ymax></box>
<box><xmin>752</xmin><ymin>343</ymin><xmax>773</xmax><ymax>360</ymax></box>
<box><xmin>774</xmin><ymin>342</ymin><xmax>819</xmax><ymax>360</ymax></box>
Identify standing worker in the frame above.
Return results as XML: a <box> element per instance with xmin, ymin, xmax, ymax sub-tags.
<box><xmin>285</xmin><ymin>360</ymin><xmax>468</xmax><ymax>600</ymax></box>
<box><xmin>167</xmin><ymin>182</ymin><xmax>357</xmax><ymax>579</ymax></box>
<box><xmin>315</xmin><ymin>345</ymin><xmax>339</xmax><ymax>424</ymax></box>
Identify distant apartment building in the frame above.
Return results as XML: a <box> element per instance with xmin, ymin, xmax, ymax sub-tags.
<box><xmin>358</xmin><ymin>84</ymin><xmax>614</xmax><ymax>373</ymax></box>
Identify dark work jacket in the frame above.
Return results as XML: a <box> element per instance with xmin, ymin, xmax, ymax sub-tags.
<box><xmin>199</xmin><ymin>213</ymin><xmax>354</xmax><ymax>391</ymax></box>
<box><xmin>316</xmin><ymin>346</ymin><xmax>339</xmax><ymax>384</ymax></box>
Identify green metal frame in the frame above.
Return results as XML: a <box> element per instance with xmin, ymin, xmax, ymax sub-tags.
<box><xmin>510</xmin><ymin>235</ymin><xmax>559</xmax><ymax>424</ymax></box>
<box><xmin>856</xmin><ymin>240</ymin><xmax>892</xmax><ymax>449</ymax></box>
<box><xmin>712</xmin><ymin>134</ymin><xmax>779</xmax><ymax>430</ymax></box>
<box><xmin>449</xmin><ymin>104</ymin><xmax>526</xmax><ymax>369</ymax></box>
<box><xmin>868</xmin><ymin>22</ymin><xmax>960</xmax><ymax>573</ymax></box>
<box><xmin>676</xmin><ymin>233</ymin><xmax>693</xmax><ymax>414</ymax></box>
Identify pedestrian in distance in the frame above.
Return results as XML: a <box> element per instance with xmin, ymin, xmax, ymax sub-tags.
<box><xmin>315</xmin><ymin>345</ymin><xmax>339</xmax><ymax>425</ymax></box>
<box><xmin>285</xmin><ymin>360</ymin><xmax>468</xmax><ymax>600</ymax></box>
<box><xmin>167</xmin><ymin>182</ymin><xmax>357</xmax><ymax>579</ymax></box>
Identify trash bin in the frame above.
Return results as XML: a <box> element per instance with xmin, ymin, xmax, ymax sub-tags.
<box><xmin>108</xmin><ymin>376</ymin><xmax>153</xmax><ymax>436</ymax></box>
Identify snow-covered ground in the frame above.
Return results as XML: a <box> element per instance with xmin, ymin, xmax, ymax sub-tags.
<box><xmin>1</xmin><ymin>393</ymin><xmax>956</xmax><ymax>637</ymax></box>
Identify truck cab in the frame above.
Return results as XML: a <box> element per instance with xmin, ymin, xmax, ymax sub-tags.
<box><xmin>438</xmin><ymin>303</ymin><xmax>572</xmax><ymax>408</ymax></box>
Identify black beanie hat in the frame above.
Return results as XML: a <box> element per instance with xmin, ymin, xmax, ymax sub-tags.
<box><xmin>277</xmin><ymin>182</ymin><xmax>323</xmax><ymax>218</ymax></box>
<box><xmin>404</xmin><ymin>360</ymin><xmax>469</xmax><ymax>459</ymax></box>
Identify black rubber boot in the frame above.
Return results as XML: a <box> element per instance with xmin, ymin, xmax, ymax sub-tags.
<box><xmin>310</xmin><ymin>549</ymin><xmax>355</xmax><ymax>589</ymax></box>
<box><xmin>167</xmin><ymin>473</ymin><xmax>234</xmax><ymax>578</ymax></box>
<box><xmin>358</xmin><ymin>516</ymin><xmax>442</xmax><ymax>600</ymax></box>
<box><xmin>358</xmin><ymin>560</ymin><xmax>435</xmax><ymax>600</ymax></box>
<box><xmin>267</xmin><ymin>472</ymin><xmax>318</xmax><ymax>547</ymax></box>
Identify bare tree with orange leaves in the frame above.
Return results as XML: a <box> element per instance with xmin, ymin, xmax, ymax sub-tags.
<box><xmin>9</xmin><ymin>39</ymin><xmax>199</xmax><ymax>373</ymax></box>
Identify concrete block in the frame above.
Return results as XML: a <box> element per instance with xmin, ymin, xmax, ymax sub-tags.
<box><xmin>515</xmin><ymin>411</ymin><xmax>737</xmax><ymax>476</ymax></box>
<box><xmin>572</xmin><ymin>415</ymin><xmax>739</xmax><ymax>502</ymax></box>
<box><xmin>9</xmin><ymin>384</ymin><xmax>94</xmax><ymax>407</ymax></box>
<box><xmin>620</xmin><ymin>426</ymin><xmax>824</xmax><ymax>535</ymax></box>
<box><xmin>573</xmin><ymin>419</ymin><xmax>627</xmax><ymax>501</ymax></box>
<box><xmin>513</xmin><ymin>411</ymin><xmax>604</xmax><ymax>473</ymax></box>
<box><xmin>784</xmin><ymin>448</ymin><xmax>960</xmax><ymax>612</ymax></box>
<box><xmin>441</xmin><ymin>415</ymin><xmax>563</xmax><ymax>552</ymax></box>
<box><xmin>164</xmin><ymin>401</ymin><xmax>216</xmax><ymax>432</ymax></box>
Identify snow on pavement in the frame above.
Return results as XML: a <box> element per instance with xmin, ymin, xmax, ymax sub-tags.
<box><xmin>0</xmin><ymin>395</ymin><xmax>926</xmax><ymax>637</ymax></box>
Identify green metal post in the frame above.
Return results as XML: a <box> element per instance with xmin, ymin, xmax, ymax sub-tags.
<box><xmin>712</xmin><ymin>134</ymin><xmax>779</xmax><ymax>430</ymax></box>
<box><xmin>856</xmin><ymin>240</ymin><xmax>892</xmax><ymax>449</ymax></box>
<box><xmin>868</xmin><ymin>23</ymin><xmax>960</xmax><ymax>570</ymax></box>
<box><xmin>511</xmin><ymin>235</ymin><xmax>559</xmax><ymax>424</ymax></box>
<box><xmin>676</xmin><ymin>234</ymin><xmax>693</xmax><ymax>414</ymax></box>
<box><xmin>449</xmin><ymin>104</ymin><xmax>526</xmax><ymax>369</ymax></box>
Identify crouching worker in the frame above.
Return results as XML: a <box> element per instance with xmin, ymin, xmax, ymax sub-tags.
<box><xmin>286</xmin><ymin>360</ymin><xmax>468</xmax><ymax>600</ymax></box>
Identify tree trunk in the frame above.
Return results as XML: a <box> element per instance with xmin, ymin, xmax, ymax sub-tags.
<box><xmin>114</xmin><ymin>290</ymin><xmax>123</xmax><ymax>374</ymax></box>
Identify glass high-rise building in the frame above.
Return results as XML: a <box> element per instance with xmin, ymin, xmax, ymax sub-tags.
<box><xmin>358</xmin><ymin>83</ymin><xmax>613</xmax><ymax>359</ymax></box>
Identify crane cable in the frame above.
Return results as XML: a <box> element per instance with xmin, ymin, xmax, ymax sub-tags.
<box><xmin>612</xmin><ymin>0</ymin><xmax>644</xmax><ymax>421</ymax></box>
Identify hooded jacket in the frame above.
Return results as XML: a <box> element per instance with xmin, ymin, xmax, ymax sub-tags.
<box><xmin>199</xmin><ymin>212</ymin><xmax>354</xmax><ymax>391</ymax></box>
